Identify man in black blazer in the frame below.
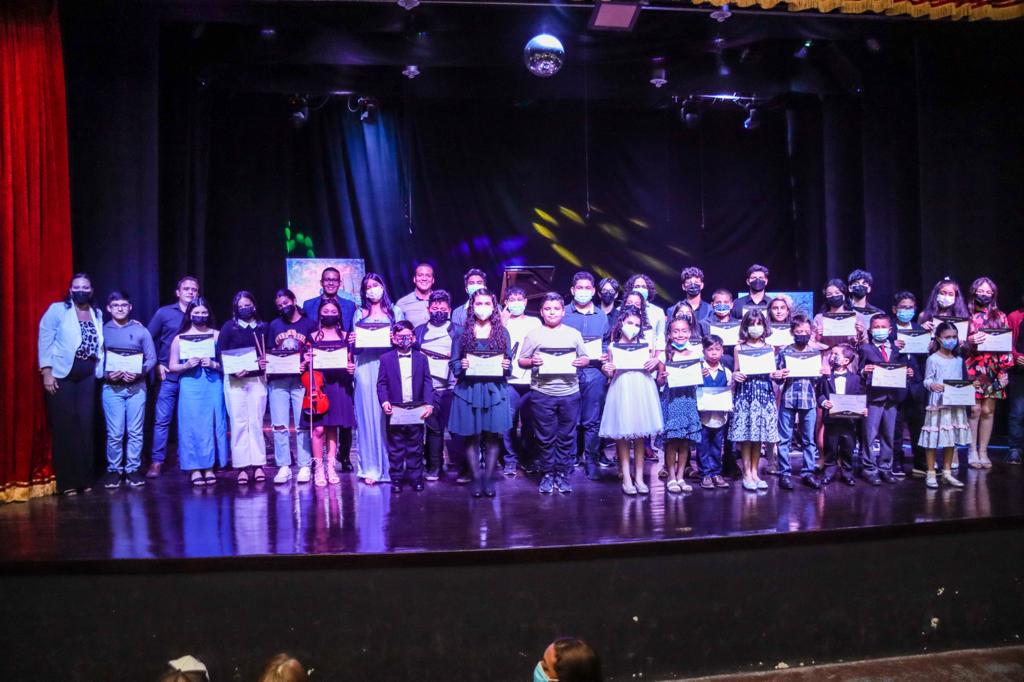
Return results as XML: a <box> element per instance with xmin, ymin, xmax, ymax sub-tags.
<box><xmin>817</xmin><ymin>344</ymin><xmax>867</xmax><ymax>486</ymax></box>
<box><xmin>860</xmin><ymin>313</ymin><xmax>914</xmax><ymax>485</ymax></box>
<box><xmin>378</xmin><ymin>321</ymin><xmax>434</xmax><ymax>493</ymax></box>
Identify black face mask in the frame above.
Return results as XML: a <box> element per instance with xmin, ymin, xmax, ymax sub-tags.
<box><xmin>279</xmin><ymin>304</ymin><xmax>296</xmax><ymax>319</ymax></box>
<box><xmin>395</xmin><ymin>337</ymin><xmax>414</xmax><ymax>351</ymax></box>
<box><xmin>794</xmin><ymin>334</ymin><xmax>811</xmax><ymax>346</ymax></box>
<box><xmin>829</xmin><ymin>356</ymin><xmax>842</xmax><ymax>368</ymax></box>
<box><xmin>599</xmin><ymin>291</ymin><xmax>616</xmax><ymax>305</ymax></box>
<box><xmin>320</xmin><ymin>315</ymin><xmax>340</xmax><ymax>328</ymax></box>
<box><xmin>975</xmin><ymin>294</ymin><xmax>992</xmax><ymax>306</ymax></box>
<box><xmin>849</xmin><ymin>284</ymin><xmax>869</xmax><ymax>299</ymax></box>
<box><xmin>429</xmin><ymin>311</ymin><xmax>449</xmax><ymax>326</ymax></box>
<box><xmin>684</xmin><ymin>284</ymin><xmax>702</xmax><ymax>298</ymax></box>
<box><xmin>826</xmin><ymin>294</ymin><xmax>846</xmax><ymax>308</ymax></box>
<box><xmin>71</xmin><ymin>291</ymin><xmax>91</xmax><ymax>305</ymax></box>
<box><xmin>237</xmin><ymin>306</ymin><xmax>255</xmax><ymax>321</ymax></box>
<box><xmin>191</xmin><ymin>315</ymin><xmax>209</xmax><ymax>326</ymax></box>
<box><xmin>749</xmin><ymin>279</ymin><xmax>767</xmax><ymax>293</ymax></box>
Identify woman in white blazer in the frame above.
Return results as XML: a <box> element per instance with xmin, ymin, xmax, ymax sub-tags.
<box><xmin>37</xmin><ymin>273</ymin><xmax>104</xmax><ymax>495</ymax></box>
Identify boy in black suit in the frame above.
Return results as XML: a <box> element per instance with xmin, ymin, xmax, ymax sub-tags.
<box><xmin>378</xmin><ymin>321</ymin><xmax>434</xmax><ymax>493</ymax></box>
<box><xmin>860</xmin><ymin>313</ymin><xmax>914</xmax><ymax>485</ymax></box>
<box><xmin>818</xmin><ymin>344</ymin><xmax>868</xmax><ymax>486</ymax></box>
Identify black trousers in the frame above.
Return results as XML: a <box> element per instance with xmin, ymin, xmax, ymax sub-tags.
<box><xmin>425</xmin><ymin>389</ymin><xmax>455</xmax><ymax>473</ymax></box>
<box><xmin>894</xmin><ymin>392</ymin><xmax>926</xmax><ymax>471</ymax></box>
<box><xmin>45</xmin><ymin>358</ymin><xmax>97</xmax><ymax>492</ymax></box>
<box><xmin>823</xmin><ymin>419</ymin><xmax>858</xmax><ymax>479</ymax></box>
<box><xmin>531</xmin><ymin>391</ymin><xmax>581</xmax><ymax>476</ymax></box>
<box><xmin>387</xmin><ymin>424</ymin><xmax>425</xmax><ymax>484</ymax></box>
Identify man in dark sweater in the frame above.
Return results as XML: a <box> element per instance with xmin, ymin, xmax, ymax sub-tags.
<box><xmin>301</xmin><ymin>267</ymin><xmax>356</xmax><ymax>332</ymax></box>
<box><xmin>144</xmin><ymin>275</ymin><xmax>199</xmax><ymax>477</ymax></box>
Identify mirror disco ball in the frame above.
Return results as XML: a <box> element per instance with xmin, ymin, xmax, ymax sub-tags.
<box><xmin>523</xmin><ymin>34</ymin><xmax>565</xmax><ymax>77</ymax></box>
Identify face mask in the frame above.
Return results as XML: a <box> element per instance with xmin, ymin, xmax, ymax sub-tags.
<box><xmin>794</xmin><ymin>334</ymin><xmax>811</xmax><ymax>346</ymax></box>
<box><xmin>713</xmin><ymin>303</ymin><xmax>731</xmax><ymax>315</ymax></box>
<box><xmin>671</xmin><ymin>341</ymin><xmax>689</xmax><ymax>350</ymax></box>
<box><xmin>850</xmin><ymin>284</ymin><xmax>869</xmax><ymax>298</ymax></box>
<box><xmin>826</xmin><ymin>294</ymin><xmax>845</xmax><ymax>308</ymax></box>
<box><xmin>474</xmin><ymin>305</ymin><xmax>494</xmax><ymax>321</ymax></box>
<box><xmin>621</xmin><ymin>323</ymin><xmax>640</xmax><ymax>340</ymax></box>
<box><xmin>573</xmin><ymin>290</ymin><xmax>594</xmax><ymax>306</ymax></box>
<box><xmin>191</xmin><ymin>315</ymin><xmax>209</xmax><ymax>326</ymax></box>
<box><xmin>749</xmin><ymin>279</ymin><xmax>767</xmax><ymax>293</ymax></box>
<box><xmin>684</xmin><ymin>284</ymin><xmax>702</xmax><ymax>297</ymax></box>
<box><xmin>429</xmin><ymin>311</ymin><xmax>449</xmax><ymax>326</ymax></box>
<box><xmin>395</xmin><ymin>337</ymin><xmax>414</xmax><ymax>350</ymax></box>
<box><xmin>871</xmin><ymin>329</ymin><xmax>890</xmax><ymax>342</ymax></box>
<box><xmin>279</xmin><ymin>304</ymin><xmax>296</xmax><ymax>319</ymax></box>
<box><xmin>632</xmin><ymin>287</ymin><xmax>649</xmax><ymax>300</ymax></box>
<box><xmin>466</xmin><ymin>283</ymin><xmax>484</xmax><ymax>296</ymax></box>
<box><xmin>936</xmin><ymin>293</ymin><xmax>955</xmax><ymax>309</ymax></box>
<box><xmin>829</xmin><ymin>356</ymin><xmax>843</xmax><ymax>369</ymax></box>
<box><xmin>506</xmin><ymin>302</ymin><xmax>526</xmax><ymax>316</ymax></box>
<box><xmin>599</xmin><ymin>290</ymin><xmax>616</xmax><ymax>305</ymax></box>
<box><xmin>320</xmin><ymin>314</ymin><xmax>340</xmax><ymax>328</ymax></box>
<box><xmin>237</xmin><ymin>306</ymin><xmax>255</xmax><ymax>321</ymax></box>
<box><xmin>940</xmin><ymin>337</ymin><xmax>958</xmax><ymax>351</ymax></box>
<box><xmin>896</xmin><ymin>308</ymin><xmax>915</xmax><ymax>324</ymax></box>
<box><xmin>365</xmin><ymin>286</ymin><xmax>384</xmax><ymax>302</ymax></box>
<box><xmin>533</xmin><ymin>662</ymin><xmax>551</xmax><ymax>682</ymax></box>
<box><xmin>747</xmin><ymin>325</ymin><xmax>764</xmax><ymax>339</ymax></box>
<box><xmin>975</xmin><ymin>294</ymin><xmax>992</xmax><ymax>307</ymax></box>
<box><xmin>71</xmin><ymin>290</ymin><xmax>91</xmax><ymax>305</ymax></box>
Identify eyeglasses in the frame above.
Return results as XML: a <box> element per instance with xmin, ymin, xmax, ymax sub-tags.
<box><xmin>109</xmin><ymin>303</ymin><xmax>130</xmax><ymax>309</ymax></box>
<box><xmin>322</xmin><ymin>278</ymin><xmax>341</xmax><ymax>284</ymax></box>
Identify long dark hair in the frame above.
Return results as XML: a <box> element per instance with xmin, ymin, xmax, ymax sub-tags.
<box><xmin>818</xmin><ymin>278</ymin><xmax>848</xmax><ymax>313</ymax></box>
<box><xmin>921</xmin><ymin>277</ymin><xmax>970</xmax><ymax>322</ymax></box>
<box><xmin>359</xmin><ymin>272</ymin><xmax>395</xmax><ymax>321</ymax></box>
<box><xmin>967</xmin><ymin>276</ymin><xmax>1005</xmax><ymax>326</ymax></box>
<box><xmin>665</xmin><ymin>316</ymin><xmax>694</xmax><ymax>359</ymax></box>
<box><xmin>738</xmin><ymin>308</ymin><xmax>770</xmax><ymax>343</ymax></box>
<box><xmin>459</xmin><ymin>288</ymin><xmax>507</xmax><ymax>353</ymax></box>
<box><xmin>176</xmin><ymin>296</ymin><xmax>215</xmax><ymax>335</ymax></box>
<box><xmin>929</xmin><ymin>320</ymin><xmax>963</xmax><ymax>356</ymax></box>
<box><xmin>312</xmin><ymin>298</ymin><xmax>342</xmax><ymax>343</ymax></box>
<box><xmin>624</xmin><ymin>273</ymin><xmax>656</xmax><ymax>302</ymax></box>
<box><xmin>62</xmin><ymin>272</ymin><xmax>99</xmax><ymax>310</ymax></box>
<box><xmin>231</xmin><ymin>290</ymin><xmax>262</xmax><ymax>324</ymax></box>
<box><xmin>620</xmin><ymin>291</ymin><xmax>651</xmax><ymax>331</ymax></box>
<box><xmin>609</xmin><ymin>305</ymin><xmax>643</xmax><ymax>344</ymax></box>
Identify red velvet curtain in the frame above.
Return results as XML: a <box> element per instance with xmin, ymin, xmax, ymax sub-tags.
<box><xmin>0</xmin><ymin>0</ymin><xmax>72</xmax><ymax>502</ymax></box>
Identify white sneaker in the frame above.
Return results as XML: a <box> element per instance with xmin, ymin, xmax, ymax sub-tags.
<box><xmin>942</xmin><ymin>471</ymin><xmax>964</xmax><ymax>488</ymax></box>
<box><xmin>273</xmin><ymin>466</ymin><xmax>292</xmax><ymax>484</ymax></box>
<box><xmin>296</xmin><ymin>466</ymin><xmax>312</xmax><ymax>483</ymax></box>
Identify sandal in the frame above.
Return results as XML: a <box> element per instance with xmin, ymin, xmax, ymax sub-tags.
<box><xmin>237</xmin><ymin>469</ymin><xmax>249</xmax><ymax>485</ymax></box>
<box><xmin>252</xmin><ymin>466</ymin><xmax>266</xmax><ymax>482</ymax></box>
<box><xmin>190</xmin><ymin>471</ymin><xmax>205</xmax><ymax>487</ymax></box>
<box><xmin>204</xmin><ymin>470</ymin><xmax>217</xmax><ymax>485</ymax></box>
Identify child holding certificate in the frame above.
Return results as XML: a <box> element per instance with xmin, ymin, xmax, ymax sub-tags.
<box><xmin>599</xmin><ymin>307</ymin><xmax>663</xmax><ymax>496</ymax></box>
<box><xmin>774</xmin><ymin>315</ymin><xmax>823</xmax><ymax>490</ymax></box>
<box><xmin>963</xmin><ymin>277</ymin><xmax>1013</xmax><ymax>469</ymax></box>
<box><xmin>698</xmin><ymin>289</ymin><xmax>738</xmax><ymax>371</ymax></box>
<box><xmin>816</xmin><ymin>344</ymin><xmax>866</xmax><ymax>486</ymax></box>
<box><xmin>859</xmin><ymin>313</ymin><xmax>913</xmax><ymax>485</ymax></box>
<box><xmin>449</xmin><ymin>288</ymin><xmax>513</xmax><ymax>498</ymax></box>
<box><xmin>919</xmin><ymin>322</ymin><xmax>971</xmax><ymax>488</ymax></box>
<box><xmin>813</xmin><ymin>278</ymin><xmax>865</xmax><ymax>350</ymax></box>
<box><xmin>168</xmin><ymin>298</ymin><xmax>228</xmax><ymax>486</ymax></box>
<box><xmin>697</xmin><ymin>335</ymin><xmax>733</xmax><ymax>489</ymax></box>
<box><xmin>304</xmin><ymin>300</ymin><xmax>356</xmax><ymax>487</ymax></box>
<box><xmin>378</xmin><ymin>321</ymin><xmax>434</xmax><ymax>493</ymax></box>
<box><xmin>730</xmin><ymin>310</ymin><xmax>784</xmax><ymax>491</ymax></box>
<box><xmin>655</xmin><ymin>318</ymin><xmax>702</xmax><ymax>494</ymax></box>
<box><xmin>890</xmin><ymin>291</ymin><xmax>928</xmax><ymax>478</ymax></box>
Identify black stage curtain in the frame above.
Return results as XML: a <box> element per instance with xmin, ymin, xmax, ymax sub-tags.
<box><xmin>61</xmin><ymin>15</ymin><xmax>1024</xmax><ymax>324</ymax></box>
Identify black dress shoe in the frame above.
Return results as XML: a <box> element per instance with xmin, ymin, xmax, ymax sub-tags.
<box><xmin>864</xmin><ymin>474</ymin><xmax>882</xmax><ymax>486</ymax></box>
<box><xmin>484</xmin><ymin>482</ymin><xmax>496</xmax><ymax>498</ymax></box>
<box><xmin>820</xmin><ymin>475</ymin><xmax>835</xmax><ymax>486</ymax></box>
<box><xmin>413</xmin><ymin>482</ymin><xmax>425</xmax><ymax>492</ymax></box>
<box><xmin>841</xmin><ymin>474</ymin><xmax>856</xmax><ymax>486</ymax></box>
<box><xmin>472</xmin><ymin>482</ymin><xmax>483</xmax><ymax>498</ymax></box>
<box><xmin>779</xmin><ymin>475</ymin><xmax>795</xmax><ymax>490</ymax></box>
<box><xmin>879</xmin><ymin>471</ymin><xmax>897</xmax><ymax>484</ymax></box>
<box><xmin>802</xmin><ymin>475</ymin><xmax>821</xmax><ymax>490</ymax></box>
<box><xmin>391</xmin><ymin>483</ymin><xmax>402</xmax><ymax>494</ymax></box>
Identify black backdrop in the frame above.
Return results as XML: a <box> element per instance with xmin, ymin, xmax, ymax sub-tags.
<box><xmin>61</xmin><ymin>3</ymin><xmax>1024</xmax><ymax>324</ymax></box>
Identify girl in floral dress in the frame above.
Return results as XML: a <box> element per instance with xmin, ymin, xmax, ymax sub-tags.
<box><xmin>963</xmin><ymin>277</ymin><xmax>1013</xmax><ymax>469</ymax></box>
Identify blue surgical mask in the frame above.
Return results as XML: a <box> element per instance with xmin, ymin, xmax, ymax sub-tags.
<box><xmin>574</xmin><ymin>290</ymin><xmax>594</xmax><ymax>306</ymax></box>
<box><xmin>896</xmin><ymin>308</ymin><xmax>915</xmax><ymax>324</ymax></box>
<box><xmin>506</xmin><ymin>301</ymin><xmax>526</xmax><ymax>316</ymax></box>
<box><xmin>713</xmin><ymin>303</ymin><xmax>731</xmax><ymax>315</ymax></box>
<box><xmin>940</xmin><ymin>337</ymin><xmax>958</xmax><ymax>351</ymax></box>
<box><xmin>632</xmin><ymin>287</ymin><xmax>649</xmax><ymax>300</ymax></box>
<box><xmin>871</xmin><ymin>329</ymin><xmax>890</xmax><ymax>342</ymax></box>
<box><xmin>533</xmin><ymin>662</ymin><xmax>551</xmax><ymax>682</ymax></box>
<box><xmin>466</xmin><ymin>283</ymin><xmax>484</xmax><ymax>296</ymax></box>
<box><xmin>671</xmin><ymin>341</ymin><xmax>688</xmax><ymax>350</ymax></box>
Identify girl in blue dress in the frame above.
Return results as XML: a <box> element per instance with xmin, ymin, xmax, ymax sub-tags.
<box><xmin>449</xmin><ymin>288</ymin><xmax>513</xmax><ymax>497</ymax></box>
<box><xmin>657</xmin><ymin>317</ymin><xmax>703</xmax><ymax>494</ymax></box>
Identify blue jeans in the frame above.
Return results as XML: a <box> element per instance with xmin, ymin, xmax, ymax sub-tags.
<box><xmin>577</xmin><ymin>369</ymin><xmax>606</xmax><ymax>466</ymax></box>
<box><xmin>699</xmin><ymin>423</ymin><xmax>726</xmax><ymax>477</ymax></box>
<box><xmin>150</xmin><ymin>377</ymin><xmax>179</xmax><ymax>463</ymax></box>
<box><xmin>268</xmin><ymin>377</ymin><xmax>311</xmax><ymax>468</ymax></box>
<box><xmin>102</xmin><ymin>382</ymin><xmax>147</xmax><ymax>473</ymax></box>
<box><xmin>777</xmin><ymin>406</ymin><xmax>818</xmax><ymax>478</ymax></box>
<box><xmin>1009</xmin><ymin>374</ymin><xmax>1024</xmax><ymax>452</ymax></box>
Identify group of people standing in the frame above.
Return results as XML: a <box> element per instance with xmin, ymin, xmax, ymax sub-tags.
<box><xmin>38</xmin><ymin>262</ymin><xmax>1024</xmax><ymax>497</ymax></box>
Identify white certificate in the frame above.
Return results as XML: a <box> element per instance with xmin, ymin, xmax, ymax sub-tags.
<box><xmin>897</xmin><ymin>329</ymin><xmax>932</xmax><ymax>354</ymax></box>
<box><xmin>830</xmin><ymin>393</ymin><xmax>866</xmax><ymax>417</ymax></box>
<box><xmin>784</xmin><ymin>351</ymin><xmax>821</xmax><ymax>379</ymax></box>
<box><xmin>536</xmin><ymin>349</ymin><xmax>578</xmax><ymax>376</ymax></box>
<box><xmin>313</xmin><ymin>345</ymin><xmax>349</xmax><ymax>370</ymax></box>
<box><xmin>871</xmin><ymin>363</ymin><xmax>907</xmax><ymax>389</ymax></box>
<box><xmin>422</xmin><ymin>351</ymin><xmax>451</xmax><ymax>381</ymax></box>
<box><xmin>822</xmin><ymin>313</ymin><xmax>857</xmax><ymax>337</ymax></box>
<box><xmin>583</xmin><ymin>337</ymin><xmax>603</xmax><ymax>361</ymax></box>
<box><xmin>696</xmin><ymin>386</ymin><xmax>733</xmax><ymax>412</ymax></box>
<box><xmin>666</xmin><ymin>360</ymin><xmax>703</xmax><ymax>388</ymax></box>
<box><xmin>942</xmin><ymin>381</ymin><xmax>977</xmax><ymax>407</ymax></box>
<box><xmin>178</xmin><ymin>334</ymin><xmax>215</xmax><ymax>360</ymax></box>
<box><xmin>105</xmin><ymin>350</ymin><xmax>143</xmax><ymax>374</ymax></box>
<box><xmin>768</xmin><ymin>325</ymin><xmax>794</xmax><ymax>347</ymax></box>
<box><xmin>978</xmin><ymin>329</ymin><xmax>1012</xmax><ymax>353</ymax></box>
<box><xmin>610</xmin><ymin>343</ymin><xmax>650</xmax><ymax>371</ymax></box>
<box><xmin>220</xmin><ymin>347</ymin><xmax>259</xmax><ymax>375</ymax></box>
<box><xmin>467</xmin><ymin>352</ymin><xmax>505</xmax><ymax>377</ymax></box>
<box><xmin>266</xmin><ymin>351</ymin><xmax>301</xmax><ymax>375</ymax></box>
<box><xmin>708</xmin><ymin>322</ymin><xmax>740</xmax><ymax>347</ymax></box>
<box><xmin>934</xmin><ymin>317</ymin><xmax>969</xmax><ymax>341</ymax></box>
<box><xmin>737</xmin><ymin>348</ymin><xmax>776</xmax><ymax>375</ymax></box>
<box><xmin>390</xmin><ymin>404</ymin><xmax>427</xmax><ymax>426</ymax></box>
<box><xmin>354</xmin><ymin>323</ymin><xmax>392</xmax><ymax>349</ymax></box>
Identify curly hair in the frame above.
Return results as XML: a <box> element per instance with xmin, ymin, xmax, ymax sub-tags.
<box><xmin>458</xmin><ymin>288</ymin><xmax>507</xmax><ymax>353</ymax></box>
<box><xmin>609</xmin><ymin>305</ymin><xmax>644</xmax><ymax>344</ymax></box>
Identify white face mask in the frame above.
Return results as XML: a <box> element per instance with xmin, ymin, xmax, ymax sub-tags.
<box><xmin>621</xmin><ymin>323</ymin><xmax>641</xmax><ymax>340</ymax></box>
<box><xmin>365</xmin><ymin>286</ymin><xmax>384</xmax><ymax>302</ymax></box>
<box><xmin>747</xmin><ymin>325</ymin><xmax>765</xmax><ymax>339</ymax></box>
<box><xmin>936</xmin><ymin>293</ymin><xmax>955</xmax><ymax>309</ymax></box>
<box><xmin>474</xmin><ymin>305</ymin><xmax>494</xmax><ymax>321</ymax></box>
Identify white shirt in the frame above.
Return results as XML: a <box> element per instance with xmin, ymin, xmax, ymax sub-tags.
<box><xmin>398</xmin><ymin>352</ymin><xmax>414</xmax><ymax>403</ymax></box>
<box><xmin>834</xmin><ymin>373</ymin><xmax>848</xmax><ymax>394</ymax></box>
<box><xmin>421</xmin><ymin>323</ymin><xmax>453</xmax><ymax>390</ymax></box>
<box><xmin>505</xmin><ymin>314</ymin><xmax>542</xmax><ymax>385</ymax></box>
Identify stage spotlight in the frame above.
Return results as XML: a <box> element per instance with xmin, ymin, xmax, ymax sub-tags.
<box><xmin>397</xmin><ymin>0</ymin><xmax>420</xmax><ymax>10</ymax></box>
<box><xmin>794</xmin><ymin>40</ymin><xmax>813</xmax><ymax>60</ymax></box>
<box><xmin>288</xmin><ymin>94</ymin><xmax>309</xmax><ymax>128</ymax></box>
<box><xmin>717</xmin><ymin>57</ymin><xmax>731</xmax><ymax>77</ymax></box>
<box><xmin>402</xmin><ymin>64</ymin><xmax>420</xmax><ymax>79</ymax></box>
<box><xmin>649</xmin><ymin>64</ymin><xmax>668</xmax><ymax>89</ymax></box>
<box><xmin>710</xmin><ymin>3</ymin><xmax>732</xmax><ymax>22</ymax></box>
<box><xmin>523</xmin><ymin>34</ymin><xmax>565</xmax><ymax>77</ymax></box>
<box><xmin>259</xmin><ymin>26</ymin><xmax>276</xmax><ymax>39</ymax></box>
<box><xmin>589</xmin><ymin>0</ymin><xmax>642</xmax><ymax>31</ymax></box>
<box><xmin>743</xmin><ymin>107</ymin><xmax>760</xmax><ymax>131</ymax></box>
<box><xmin>680</xmin><ymin>100</ymin><xmax>701</xmax><ymax>129</ymax></box>
<box><xmin>358</xmin><ymin>97</ymin><xmax>378</xmax><ymax>123</ymax></box>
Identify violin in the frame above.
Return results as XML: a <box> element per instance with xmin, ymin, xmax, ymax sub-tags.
<box><xmin>302</xmin><ymin>343</ymin><xmax>330</xmax><ymax>416</ymax></box>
